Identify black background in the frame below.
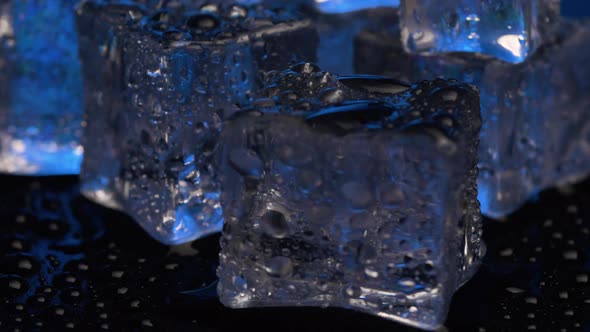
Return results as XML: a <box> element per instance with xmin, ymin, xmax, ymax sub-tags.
<box><xmin>1</xmin><ymin>175</ymin><xmax>589</xmax><ymax>331</ymax></box>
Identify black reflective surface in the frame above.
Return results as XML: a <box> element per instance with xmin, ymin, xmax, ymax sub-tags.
<box><xmin>1</xmin><ymin>175</ymin><xmax>589</xmax><ymax>331</ymax></box>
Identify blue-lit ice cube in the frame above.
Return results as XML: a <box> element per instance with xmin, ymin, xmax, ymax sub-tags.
<box><xmin>355</xmin><ymin>14</ymin><xmax>589</xmax><ymax>218</ymax></box>
<box><xmin>315</xmin><ymin>7</ymin><xmax>398</xmax><ymax>75</ymax></box>
<box><xmin>238</xmin><ymin>0</ymin><xmax>399</xmax><ymax>13</ymax></box>
<box><xmin>238</xmin><ymin>0</ymin><xmax>399</xmax><ymax>74</ymax></box>
<box><xmin>0</xmin><ymin>1</ymin><xmax>83</xmax><ymax>175</ymax></box>
<box><xmin>312</xmin><ymin>0</ymin><xmax>399</xmax><ymax>14</ymax></box>
<box><xmin>77</xmin><ymin>2</ymin><xmax>317</xmax><ymax>244</ymax></box>
<box><xmin>216</xmin><ymin>64</ymin><xmax>484</xmax><ymax>330</ymax></box>
<box><xmin>399</xmin><ymin>0</ymin><xmax>549</xmax><ymax>63</ymax></box>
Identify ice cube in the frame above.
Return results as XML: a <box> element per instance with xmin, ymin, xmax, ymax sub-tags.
<box><xmin>77</xmin><ymin>2</ymin><xmax>318</xmax><ymax>244</ymax></box>
<box><xmin>311</xmin><ymin>0</ymin><xmax>400</xmax><ymax>14</ymax></box>
<box><xmin>355</xmin><ymin>17</ymin><xmax>590</xmax><ymax>218</ymax></box>
<box><xmin>216</xmin><ymin>64</ymin><xmax>484</xmax><ymax>330</ymax></box>
<box><xmin>306</xmin><ymin>1</ymin><xmax>400</xmax><ymax>75</ymax></box>
<box><xmin>238</xmin><ymin>0</ymin><xmax>399</xmax><ymax>13</ymax></box>
<box><xmin>238</xmin><ymin>0</ymin><xmax>399</xmax><ymax>74</ymax></box>
<box><xmin>398</xmin><ymin>0</ymin><xmax>561</xmax><ymax>63</ymax></box>
<box><xmin>314</xmin><ymin>8</ymin><xmax>399</xmax><ymax>75</ymax></box>
<box><xmin>0</xmin><ymin>0</ymin><xmax>84</xmax><ymax>175</ymax></box>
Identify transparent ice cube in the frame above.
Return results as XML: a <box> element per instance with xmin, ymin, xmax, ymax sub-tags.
<box><xmin>216</xmin><ymin>64</ymin><xmax>484</xmax><ymax>330</ymax></box>
<box><xmin>315</xmin><ymin>8</ymin><xmax>399</xmax><ymax>75</ymax></box>
<box><xmin>399</xmin><ymin>0</ymin><xmax>561</xmax><ymax>63</ymax></box>
<box><xmin>237</xmin><ymin>0</ymin><xmax>399</xmax><ymax>74</ymax></box>
<box><xmin>0</xmin><ymin>0</ymin><xmax>83</xmax><ymax>175</ymax></box>
<box><xmin>77</xmin><ymin>2</ymin><xmax>318</xmax><ymax>244</ymax></box>
<box><xmin>355</xmin><ymin>16</ymin><xmax>589</xmax><ymax>218</ymax></box>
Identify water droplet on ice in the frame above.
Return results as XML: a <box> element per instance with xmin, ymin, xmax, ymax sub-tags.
<box><xmin>229</xmin><ymin>5</ymin><xmax>247</xmax><ymax>18</ymax></box>
<box><xmin>398</xmin><ymin>278</ymin><xmax>416</xmax><ymax>291</ymax></box>
<box><xmin>260</xmin><ymin>210</ymin><xmax>289</xmax><ymax>239</ymax></box>
<box><xmin>265</xmin><ymin>256</ymin><xmax>293</xmax><ymax>277</ymax></box>
<box><xmin>319</xmin><ymin>88</ymin><xmax>345</xmax><ymax>104</ymax></box>
<box><xmin>364</xmin><ymin>267</ymin><xmax>379</xmax><ymax>278</ymax></box>
<box><xmin>345</xmin><ymin>285</ymin><xmax>361</xmax><ymax>297</ymax></box>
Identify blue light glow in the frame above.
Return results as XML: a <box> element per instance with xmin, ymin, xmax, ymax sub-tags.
<box><xmin>314</xmin><ymin>0</ymin><xmax>400</xmax><ymax>13</ymax></box>
<box><xmin>1</xmin><ymin>0</ymin><xmax>83</xmax><ymax>175</ymax></box>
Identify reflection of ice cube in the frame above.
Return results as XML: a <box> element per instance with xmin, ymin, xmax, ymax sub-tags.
<box><xmin>217</xmin><ymin>64</ymin><xmax>484</xmax><ymax>330</ymax></box>
<box><xmin>77</xmin><ymin>2</ymin><xmax>317</xmax><ymax>245</ymax></box>
<box><xmin>399</xmin><ymin>0</ymin><xmax>560</xmax><ymax>63</ymax></box>
<box><xmin>355</xmin><ymin>16</ymin><xmax>590</xmax><ymax>218</ymax></box>
<box><xmin>0</xmin><ymin>0</ymin><xmax>84</xmax><ymax>175</ymax></box>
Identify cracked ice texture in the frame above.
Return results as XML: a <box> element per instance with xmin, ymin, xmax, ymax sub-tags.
<box><xmin>0</xmin><ymin>1</ymin><xmax>84</xmax><ymax>175</ymax></box>
<box><xmin>77</xmin><ymin>1</ymin><xmax>318</xmax><ymax>244</ymax></box>
<box><xmin>355</xmin><ymin>13</ymin><xmax>590</xmax><ymax>218</ymax></box>
<box><xmin>216</xmin><ymin>64</ymin><xmax>484</xmax><ymax>330</ymax></box>
<box><xmin>399</xmin><ymin>0</ymin><xmax>561</xmax><ymax>63</ymax></box>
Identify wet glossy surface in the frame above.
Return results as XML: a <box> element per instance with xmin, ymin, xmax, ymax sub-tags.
<box><xmin>0</xmin><ymin>175</ymin><xmax>589</xmax><ymax>331</ymax></box>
